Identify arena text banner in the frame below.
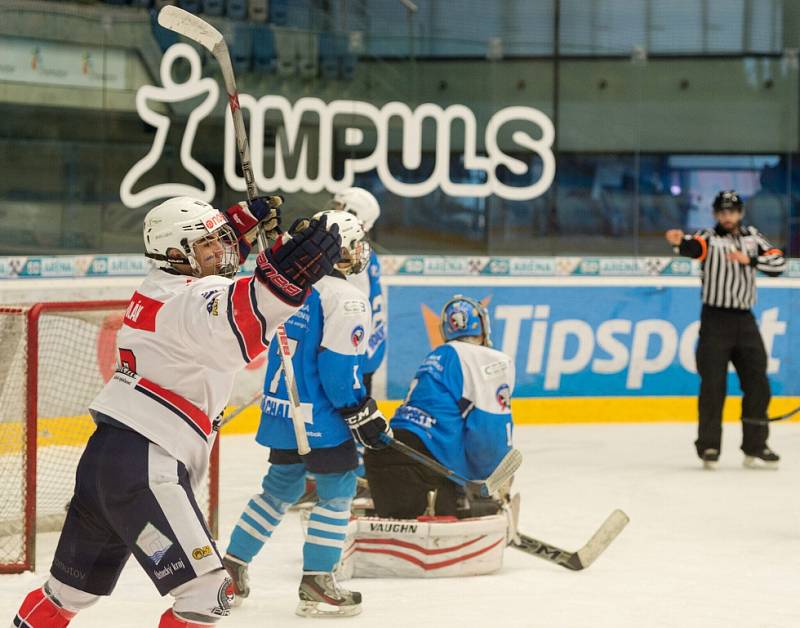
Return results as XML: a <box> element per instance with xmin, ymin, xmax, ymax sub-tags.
<box><xmin>384</xmin><ymin>277</ymin><xmax>800</xmax><ymax>423</ymax></box>
<box><xmin>119</xmin><ymin>43</ymin><xmax>555</xmax><ymax>208</ymax></box>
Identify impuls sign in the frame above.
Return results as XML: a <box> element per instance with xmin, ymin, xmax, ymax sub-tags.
<box><xmin>120</xmin><ymin>43</ymin><xmax>555</xmax><ymax>208</ymax></box>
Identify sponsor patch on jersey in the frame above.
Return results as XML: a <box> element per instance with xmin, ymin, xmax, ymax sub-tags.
<box><xmin>343</xmin><ymin>299</ymin><xmax>368</xmax><ymax>315</ymax></box>
<box><xmin>136</xmin><ymin>522</ymin><xmax>173</xmax><ymax>566</ymax></box>
<box><xmin>495</xmin><ymin>383</ymin><xmax>511</xmax><ymax>410</ymax></box>
<box><xmin>483</xmin><ymin>360</ymin><xmax>509</xmax><ymax>378</ymax></box>
<box><xmin>206</xmin><ymin>296</ymin><xmax>220</xmax><ymax>316</ymax></box>
<box><xmin>192</xmin><ymin>545</ymin><xmax>213</xmax><ymax>560</ymax></box>
<box><xmin>351</xmin><ymin>324</ymin><xmax>365</xmax><ymax>347</ymax></box>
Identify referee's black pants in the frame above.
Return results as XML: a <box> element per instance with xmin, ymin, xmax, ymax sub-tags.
<box><xmin>695</xmin><ymin>305</ymin><xmax>770</xmax><ymax>457</ymax></box>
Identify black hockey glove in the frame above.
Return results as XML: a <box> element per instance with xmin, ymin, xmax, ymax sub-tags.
<box><xmin>255</xmin><ymin>215</ymin><xmax>341</xmax><ymax>306</ymax></box>
<box><xmin>340</xmin><ymin>397</ymin><xmax>392</xmax><ymax>450</ymax></box>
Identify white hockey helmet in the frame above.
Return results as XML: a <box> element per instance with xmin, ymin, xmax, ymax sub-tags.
<box><xmin>311</xmin><ymin>210</ymin><xmax>370</xmax><ymax>275</ymax></box>
<box><xmin>327</xmin><ymin>187</ymin><xmax>380</xmax><ymax>232</ymax></box>
<box><xmin>143</xmin><ymin>196</ymin><xmax>239</xmax><ymax>278</ymax></box>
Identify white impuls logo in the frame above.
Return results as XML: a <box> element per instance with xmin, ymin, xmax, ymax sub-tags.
<box><xmin>120</xmin><ymin>44</ymin><xmax>556</xmax><ymax>208</ymax></box>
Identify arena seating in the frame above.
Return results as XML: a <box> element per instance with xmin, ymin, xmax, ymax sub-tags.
<box><xmin>98</xmin><ymin>0</ymin><xmax>356</xmax><ymax>81</ymax></box>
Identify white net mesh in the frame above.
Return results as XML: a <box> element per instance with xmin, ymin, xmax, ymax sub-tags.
<box><xmin>0</xmin><ymin>303</ymin><xmax>216</xmax><ymax>572</ymax></box>
<box><xmin>0</xmin><ymin>307</ymin><xmax>28</xmax><ymax>569</ymax></box>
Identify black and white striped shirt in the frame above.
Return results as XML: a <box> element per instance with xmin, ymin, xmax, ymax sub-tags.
<box><xmin>677</xmin><ymin>224</ymin><xmax>786</xmax><ymax>310</ymax></box>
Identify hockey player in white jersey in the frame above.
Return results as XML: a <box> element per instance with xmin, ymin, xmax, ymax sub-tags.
<box><xmin>365</xmin><ymin>295</ymin><xmax>515</xmax><ymax>519</ymax></box>
<box><xmin>12</xmin><ymin>196</ymin><xmax>341</xmax><ymax>628</ymax></box>
<box><xmin>221</xmin><ymin>211</ymin><xmax>392</xmax><ymax>618</ymax></box>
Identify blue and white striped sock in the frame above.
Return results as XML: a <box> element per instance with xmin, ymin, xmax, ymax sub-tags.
<box><xmin>303</xmin><ymin>503</ymin><xmax>351</xmax><ymax>572</ymax></box>
<box><xmin>227</xmin><ymin>493</ymin><xmax>287</xmax><ymax>563</ymax></box>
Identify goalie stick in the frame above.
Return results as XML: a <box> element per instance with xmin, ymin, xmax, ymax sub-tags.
<box><xmin>379</xmin><ymin>433</ymin><xmax>522</xmax><ymax>498</ymax></box>
<box><xmin>157</xmin><ymin>6</ymin><xmax>310</xmax><ymax>455</ymax></box>
<box><xmin>377</xmin><ymin>435</ymin><xmax>628</xmax><ymax>570</ymax></box>
<box><xmin>742</xmin><ymin>404</ymin><xmax>800</xmax><ymax>425</ymax></box>
<box><xmin>509</xmin><ymin>509</ymin><xmax>629</xmax><ymax>571</ymax></box>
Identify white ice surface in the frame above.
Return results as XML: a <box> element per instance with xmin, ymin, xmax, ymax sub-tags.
<box><xmin>2</xmin><ymin>422</ymin><xmax>799</xmax><ymax>628</ymax></box>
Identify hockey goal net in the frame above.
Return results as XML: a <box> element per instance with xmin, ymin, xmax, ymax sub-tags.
<box><xmin>0</xmin><ymin>301</ymin><xmax>219</xmax><ymax>573</ymax></box>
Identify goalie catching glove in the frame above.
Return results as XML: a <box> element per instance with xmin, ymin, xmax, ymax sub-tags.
<box><xmin>255</xmin><ymin>215</ymin><xmax>341</xmax><ymax>306</ymax></box>
<box><xmin>340</xmin><ymin>397</ymin><xmax>392</xmax><ymax>450</ymax></box>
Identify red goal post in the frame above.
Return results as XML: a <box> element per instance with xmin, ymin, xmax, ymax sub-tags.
<box><xmin>0</xmin><ymin>301</ymin><xmax>220</xmax><ymax>573</ymax></box>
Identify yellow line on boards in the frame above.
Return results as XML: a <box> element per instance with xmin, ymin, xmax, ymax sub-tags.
<box><xmin>1</xmin><ymin>396</ymin><xmax>797</xmax><ymax>454</ymax></box>
<box><xmin>217</xmin><ymin>396</ymin><xmax>800</xmax><ymax>433</ymax></box>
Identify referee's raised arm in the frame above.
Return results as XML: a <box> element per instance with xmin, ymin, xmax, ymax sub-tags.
<box><xmin>665</xmin><ymin>228</ymin><xmax>709</xmax><ymax>260</ymax></box>
<box><xmin>665</xmin><ymin>190</ymin><xmax>783</xmax><ymax>470</ymax></box>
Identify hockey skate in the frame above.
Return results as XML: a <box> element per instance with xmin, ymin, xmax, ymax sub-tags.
<box><xmin>700</xmin><ymin>448</ymin><xmax>719</xmax><ymax>470</ymax></box>
<box><xmin>743</xmin><ymin>447</ymin><xmax>780</xmax><ymax>470</ymax></box>
<box><xmin>222</xmin><ymin>554</ymin><xmax>250</xmax><ymax>605</ymax></box>
<box><xmin>296</xmin><ymin>572</ymin><xmax>362</xmax><ymax>617</ymax></box>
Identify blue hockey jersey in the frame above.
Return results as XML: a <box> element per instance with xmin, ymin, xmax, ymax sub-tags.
<box><xmin>347</xmin><ymin>250</ymin><xmax>385</xmax><ymax>375</ymax></box>
<box><xmin>390</xmin><ymin>341</ymin><xmax>515</xmax><ymax>480</ymax></box>
<box><xmin>256</xmin><ymin>275</ymin><xmax>371</xmax><ymax>450</ymax></box>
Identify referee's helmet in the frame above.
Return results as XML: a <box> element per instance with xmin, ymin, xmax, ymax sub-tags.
<box><xmin>713</xmin><ymin>190</ymin><xmax>743</xmax><ymax>212</ymax></box>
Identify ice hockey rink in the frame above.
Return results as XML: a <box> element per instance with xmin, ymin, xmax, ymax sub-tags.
<box><xmin>2</xmin><ymin>422</ymin><xmax>799</xmax><ymax>628</ymax></box>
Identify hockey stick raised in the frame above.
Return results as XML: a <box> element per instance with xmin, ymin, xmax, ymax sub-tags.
<box><xmin>379</xmin><ymin>433</ymin><xmax>522</xmax><ymax>498</ymax></box>
<box><xmin>742</xmin><ymin>405</ymin><xmax>800</xmax><ymax>425</ymax></box>
<box><xmin>158</xmin><ymin>6</ymin><xmax>310</xmax><ymax>455</ymax></box>
<box><xmin>510</xmin><ymin>509</ymin><xmax>629</xmax><ymax>571</ymax></box>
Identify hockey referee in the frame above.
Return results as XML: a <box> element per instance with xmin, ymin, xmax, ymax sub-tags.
<box><xmin>665</xmin><ymin>190</ymin><xmax>786</xmax><ymax>469</ymax></box>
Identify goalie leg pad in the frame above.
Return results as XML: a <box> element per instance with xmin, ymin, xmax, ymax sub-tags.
<box><xmin>341</xmin><ymin>514</ymin><xmax>508</xmax><ymax>579</ymax></box>
<box><xmin>303</xmin><ymin>471</ymin><xmax>357</xmax><ymax>572</ymax></box>
<box><xmin>168</xmin><ymin>569</ymin><xmax>233</xmax><ymax>625</ymax></box>
<box><xmin>225</xmin><ymin>463</ymin><xmax>305</xmax><ymax>563</ymax></box>
<box><xmin>13</xmin><ymin>581</ymin><xmax>85</xmax><ymax>628</ymax></box>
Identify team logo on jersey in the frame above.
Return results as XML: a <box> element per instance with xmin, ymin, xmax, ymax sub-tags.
<box><xmin>213</xmin><ymin>577</ymin><xmax>234</xmax><ymax>617</ymax></box>
<box><xmin>495</xmin><ymin>384</ymin><xmax>511</xmax><ymax>410</ymax></box>
<box><xmin>136</xmin><ymin>522</ymin><xmax>173</xmax><ymax>565</ymax></box>
<box><xmin>206</xmin><ymin>296</ymin><xmax>220</xmax><ymax>316</ymax></box>
<box><xmin>351</xmin><ymin>324</ymin><xmax>365</xmax><ymax>348</ymax></box>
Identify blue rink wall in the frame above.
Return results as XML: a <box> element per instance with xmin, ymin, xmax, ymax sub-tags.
<box><xmin>2</xmin><ymin>255</ymin><xmax>800</xmax><ymax>425</ymax></box>
<box><xmin>384</xmin><ymin>280</ymin><xmax>800</xmax><ymax>398</ymax></box>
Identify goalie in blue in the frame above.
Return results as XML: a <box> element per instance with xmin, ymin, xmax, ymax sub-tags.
<box><xmin>364</xmin><ymin>295</ymin><xmax>516</xmax><ymax>519</ymax></box>
<box><xmin>221</xmin><ymin>212</ymin><xmax>391</xmax><ymax>618</ymax></box>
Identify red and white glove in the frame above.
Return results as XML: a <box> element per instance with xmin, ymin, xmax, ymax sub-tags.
<box><xmin>225</xmin><ymin>195</ymin><xmax>283</xmax><ymax>262</ymax></box>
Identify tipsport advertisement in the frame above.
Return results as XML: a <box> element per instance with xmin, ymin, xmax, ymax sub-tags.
<box><xmin>384</xmin><ymin>281</ymin><xmax>800</xmax><ymax>399</ymax></box>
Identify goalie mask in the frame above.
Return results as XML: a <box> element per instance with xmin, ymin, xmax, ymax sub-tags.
<box><xmin>311</xmin><ymin>210</ymin><xmax>370</xmax><ymax>275</ymax></box>
<box><xmin>143</xmin><ymin>196</ymin><xmax>239</xmax><ymax>279</ymax></box>
<box><xmin>325</xmin><ymin>187</ymin><xmax>380</xmax><ymax>233</ymax></box>
<box><xmin>440</xmin><ymin>295</ymin><xmax>492</xmax><ymax>347</ymax></box>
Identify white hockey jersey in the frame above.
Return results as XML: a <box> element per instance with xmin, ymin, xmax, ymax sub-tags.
<box><xmin>90</xmin><ymin>268</ymin><xmax>299</xmax><ymax>488</ymax></box>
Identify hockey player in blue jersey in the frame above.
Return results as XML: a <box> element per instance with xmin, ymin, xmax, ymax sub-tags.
<box><xmin>222</xmin><ymin>211</ymin><xmax>392</xmax><ymax>618</ymax></box>
<box><xmin>364</xmin><ymin>295</ymin><xmax>515</xmax><ymax>519</ymax></box>
<box><xmin>327</xmin><ymin>187</ymin><xmax>386</xmax><ymax>395</ymax></box>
